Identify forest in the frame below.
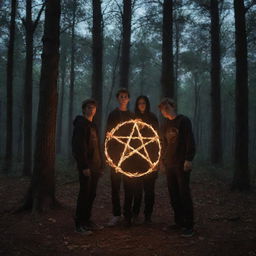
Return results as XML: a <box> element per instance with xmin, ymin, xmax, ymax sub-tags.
<box><xmin>0</xmin><ymin>0</ymin><xmax>256</xmax><ymax>255</ymax></box>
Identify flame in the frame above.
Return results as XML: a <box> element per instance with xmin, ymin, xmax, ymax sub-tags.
<box><xmin>105</xmin><ymin>119</ymin><xmax>161</xmax><ymax>178</ymax></box>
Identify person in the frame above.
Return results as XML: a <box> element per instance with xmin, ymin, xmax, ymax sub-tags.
<box><xmin>158</xmin><ymin>98</ymin><xmax>196</xmax><ymax>237</ymax></box>
<box><xmin>105</xmin><ymin>88</ymin><xmax>134</xmax><ymax>227</ymax></box>
<box><xmin>72</xmin><ymin>99</ymin><xmax>104</xmax><ymax>234</ymax></box>
<box><xmin>134</xmin><ymin>95</ymin><xmax>159</xmax><ymax>224</ymax></box>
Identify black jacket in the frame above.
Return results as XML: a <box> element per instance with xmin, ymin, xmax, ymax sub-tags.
<box><xmin>72</xmin><ymin>115</ymin><xmax>103</xmax><ymax>173</ymax></box>
<box><xmin>160</xmin><ymin>114</ymin><xmax>196</xmax><ymax>168</ymax></box>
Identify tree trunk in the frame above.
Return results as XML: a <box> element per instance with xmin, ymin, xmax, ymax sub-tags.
<box><xmin>24</xmin><ymin>0</ymin><xmax>60</xmax><ymax>211</ymax></box>
<box><xmin>210</xmin><ymin>0</ymin><xmax>222</xmax><ymax>165</ymax></box>
<box><xmin>5</xmin><ymin>0</ymin><xmax>17</xmax><ymax>173</ymax></box>
<box><xmin>23</xmin><ymin>0</ymin><xmax>33</xmax><ymax>176</ymax></box>
<box><xmin>92</xmin><ymin>0</ymin><xmax>103</xmax><ymax>131</ymax></box>
<box><xmin>232</xmin><ymin>0</ymin><xmax>250</xmax><ymax>190</ymax></box>
<box><xmin>67</xmin><ymin>0</ymin><xmax>76</xmax><ymax>156</ymax></box>
<box><xmin>161</xmin><ymin>0</ymin><xmax>174</xmax><ymax>98</ymax></box>
<box><xmin>119</xmin><ymin>0</ymin><xmax>132</xmax><ymax>89</ymax></box>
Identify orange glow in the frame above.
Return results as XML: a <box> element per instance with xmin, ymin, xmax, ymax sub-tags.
<box><xmin>105</xmin><ymin>119</ymin><xmax>161</xmax><ymax>178</ymax></box>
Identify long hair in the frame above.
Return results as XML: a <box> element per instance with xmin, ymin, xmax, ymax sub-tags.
<box><xmin>135</xmin><ymin>95</ymin><xmax>151</xmax><ymax>114</ymax></box>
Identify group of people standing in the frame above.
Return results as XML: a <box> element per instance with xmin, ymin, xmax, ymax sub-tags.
<box><xmin>72</xmin><ymin>88</ymin><xmax>196</xmax><ymax>238</ymax></box>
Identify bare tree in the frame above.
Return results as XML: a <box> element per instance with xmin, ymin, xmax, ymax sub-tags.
<box><xmin>5</xmin><ymin>0</ymin><xmax>17</xmax><ymax>173</ymax></box>
<box><xmin>24</xmin><ymin>0</ymin><xmax>61</xmax><ymax>211</ymax></box>
<box><xmin>232</xmin><ymin>0</ymin><xmax>250</xmax><ymax>190</ymax></box>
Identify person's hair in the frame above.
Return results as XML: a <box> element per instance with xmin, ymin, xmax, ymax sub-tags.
<box><xmin>82</xmin><ymin>99</ymin><xmax>97</xmax><ymax>114</ymax></box>
<box><xmin>135</xmin><ymin>95</ymin><xmax>151</xmax><ymax>113</ymax></box>
<box><xmin>158</xmin><ymin>98</ymin><xmax>176</xmax><ymax>110</ymax></box>
<box><xmin>116</xmin><ymin>88</ymin><xmax>130</xmax><ymax>98</ymax></box>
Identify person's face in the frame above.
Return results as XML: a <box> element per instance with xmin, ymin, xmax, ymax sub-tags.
<box><xmin>160</xmin><ymin>103</ymin><xmax>174</xmax><ymax>118</ymax></box>
<box><xmin>85</xmin><ymin>104</ymin><xmax>96</xmax><ymax>118</ymax></box>
<box><xmin>117</xmin><ymin>92</ymin><xmax>130</xmax><ymax>106</ymax></box>
<box><xmin>137</xmin><ymin>98</ymin><xmax>147</xmax><ymax>113</ymax></box>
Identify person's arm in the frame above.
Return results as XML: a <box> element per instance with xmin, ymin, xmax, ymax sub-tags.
<box><xmin>183</xmin><ymin>117</ymin><xmax>196</xmax><ymax>171</ymax></box>
<box><xmin>72</xmin><ymin>124</ymin><xmax>90</xmax><ymax>172</ymax></box>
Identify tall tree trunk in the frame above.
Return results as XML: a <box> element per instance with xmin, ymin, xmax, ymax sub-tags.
<box><xmin>24</xmin><ymin>0</ymin><xmax>60</xmax><ymax>211</ymax></box>
<box><xmin>22</xmin><ymin>1</ymin><xmax>45</xmax><ymax>176</ymax></box>
<box><xmin>68</xmin><ymin>0</ymin><xmax>76</xmax><ymax>156</ymax></box>
<box><xmin>161</xmin><ymin>0</ymin><xmax>174</xmax><ymax>98</ymax></box>
<box><xmin>92</xmin><ymin>0</ymin><xmax>103</xmax><ymax>131</ymax></box>
<box><xmin>5</xmin><ymin>0</ymin><xmax>17</xmax><ymax>173</ymax></box>
<box><xmin>119</xmin><ymin>0</ymin><xmax>132</xmax><ymax>89</ymax></box>
<box><xmin>232</xmin><ymin>0</ymin><xmax>250</xmax><ymax>190</ymax></box>
<box><xmin>56</xmin><ymin>36</ymin><xmax>68</xmax><ymax>154</ymax></box>
<box><xmin>23</xmin><ymin>0</ymin><xmax>33</xmax><ymax>176</ymax></box>
<box><xmin>210</xmin><ymin>0</ymin><xmax>222</xmax><ymax>165</ymax></box>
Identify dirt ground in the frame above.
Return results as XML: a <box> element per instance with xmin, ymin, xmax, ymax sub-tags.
<box><xmin>0</xmin><ymin>167</ymin><xmax>256</xmax><ymax>256</ymax></box>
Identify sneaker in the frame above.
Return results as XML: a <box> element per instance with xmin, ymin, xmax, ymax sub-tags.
<box><xmin>181</xmin><ymin>228</ymin><xmax>194</xmax><ymax>238</ymax></box>
<box><xmin>75</xmin><ymin>225</ymin><xmax>93</xmax><ymax>235</ymax></box>
<box><xmin>85</xmin><ymin>220</ymin><xmax>104</xmax><ymax>231</ymax></box>
<box><xmin>107</xmin><ymin>216</ymin><xmax>122</xmax><ymax>227</ymax></box>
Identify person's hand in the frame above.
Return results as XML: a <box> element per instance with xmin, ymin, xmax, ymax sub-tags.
<box><xmin>184</xmin><ymin>160</ymin><xmax>192</xmax><ymax>172</ymax></box>
<box><xmin>82</xmin><ymin>168</ymin><xmax>91</xmax><ymax>177</ymax></box>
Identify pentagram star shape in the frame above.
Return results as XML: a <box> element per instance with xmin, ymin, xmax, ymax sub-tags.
<box><xmin>104</xmin><ymin>119</ymin><xmax>161</xmax><ymax>177</ymax></box>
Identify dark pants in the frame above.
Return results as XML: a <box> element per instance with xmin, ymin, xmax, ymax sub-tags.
<box><xmin>123</xmin><ymin>176</ymin><xmax>143</xmax><ymax>219</ymax></box>
<box><xmin>166</xmin><ymin>167</ymin><xmax>194</xmax><ymax>229</ymax></box>
<box><xmin>75</xmin><ymin>171</ymin><xmax>99</xmax><ymax>226</ymax></box>
<box><xmin>143</xmin><ymin>172</ymin><xmax>157</xmax><ymax>218</ymax></box>
<box><xmin>110</xmin><ymin>169</ymin><xmax>122</xmax><ymax>216</ymax></box>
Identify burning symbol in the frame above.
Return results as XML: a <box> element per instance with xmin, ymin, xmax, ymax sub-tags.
<box><xmin>105</xmin><ymin>119</ymin><xmax>161</xmax><ymax>177</ymax></box>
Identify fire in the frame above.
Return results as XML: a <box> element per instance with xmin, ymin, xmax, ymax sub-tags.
<box><xmin>105</xmin><ymin>119</ymin><xmax>161</xmax><ymax>178</ymax></box>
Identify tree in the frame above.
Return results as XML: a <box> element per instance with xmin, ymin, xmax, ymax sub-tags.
<box><xmin>210</xmin><ymin>0</ymin><xmax>222</xmax><ymax>165</ymax></box>
<box><xmin>119</xmin><ymin>0</ymin><xmax>132</xmax><ymax>89</ymax></box>
<box><xmin>161</xmin><ymin>0</ymin><xmax>174</xmax><ymax>98</ymax></box>
<box><xmin>232</xmin><ymin>0</ymin><xmax>250</xmax><ymax>190</ymax></box>
<box><xmin>24</xmin><ymin>0</ymin><xmax>61</xmax><ymax>211</ymax></box>
<box><xmin>67</xmin><ymin>0</ymin><xmax>77</xmax><ymax>155</ymax></box>
<box><xmin>5</xmin><ymin>0</ymin><xmax>17</xmax><ymax>172</ymax></box>
<box><xmin>22</xmin><ymin>0</ymin><xmax>45</xmax><ymax>176</ymax></box>
<box><xmin>91</xmin><ymin>0</ymin><xmax>103</xmax><ymax>130</ymax></box>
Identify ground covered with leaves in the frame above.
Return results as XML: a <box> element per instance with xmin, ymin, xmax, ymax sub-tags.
<box><xmin>0</xmin><ymin>166</ymin><xmax>256</xmax><ymax>256</ymax></box>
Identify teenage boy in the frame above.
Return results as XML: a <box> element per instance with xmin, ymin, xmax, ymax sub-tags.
<box><xmin>72</xmin><ymin>99</ymin><xmax>104</xmax><ymax>234</ymax></box>
<box><xmin>158</xmin><ymin>98</ymin><xmax>196</xmax><ymax>237</ymax></box>
<box><xmin>106</xmin><ymin>88</ymin><xmax>134</xmax><ymax>226</ymax></box>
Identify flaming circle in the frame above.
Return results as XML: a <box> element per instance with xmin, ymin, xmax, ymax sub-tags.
<box><xmin>105</xmin><ymin>119</ymin><xmax>161</xmax><ymax>178</ymax></box>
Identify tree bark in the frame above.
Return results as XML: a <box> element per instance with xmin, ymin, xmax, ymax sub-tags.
<box><xmin>232</xmin><ymin>0</ymin><xmax>250</xmax><ymax>190</ymax></box>
<box><xmin>210</xmin><ymin>0</ymin><xmax>222</xmax><ymax>165</ymax></box>
<box><xmin>92</xmin><ymin>0</ymin><xmax>103</xmax><ymax>131</ymax></box>
<box><xmin>24</xmin><ymin>0</ymin><xmax>60</xmax><ymax>211</ymax></box>
<box><xmin>5</xmin><ymin>0</ymin><xmax>17</xmax><ymax>173</ymax></box>
<box><xmin>23</xmin><ymin>0</ymin><xmax>33</xmax><ymax>176</ymax></box>
<box><xmin>119</xmin><ymin>0</ymin><xmax>132</xmax><ymax>89</ymax></box>
<box><xmin>161</xmin><ymin>0</ymin><xmax>174</xmax><ymax>98</ymax></box>
<box><xmin>67</xmin><ymin>0</ymin><xmax>76</xmax><ymax>155</ymax></box>
<box><xmin>23</xmin><ymin>1</ymin><xmax>45</xmax><ymax>176</ymax></box>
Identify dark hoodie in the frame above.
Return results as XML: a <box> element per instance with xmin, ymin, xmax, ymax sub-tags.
<box><xmin>161</xmin><ymin>114</ymin><xmax>196</xmax><ymax>168</ymax></box>
<box><xmin>72</xmin><ymin>115</ymin><xmax>102</xmax><ymax>173</ymax></box>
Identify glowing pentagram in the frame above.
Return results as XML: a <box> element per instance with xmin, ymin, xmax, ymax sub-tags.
<box><xmin>105</xmin><ymin>119</ymin><xmax>161</xmax><ymax>178</ymax></box>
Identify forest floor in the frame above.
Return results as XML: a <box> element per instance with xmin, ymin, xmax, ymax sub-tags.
<box><xmin>0</xmin><ymin>165</ymin><xmax>256</xmax><ymax>256</ymax></box>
